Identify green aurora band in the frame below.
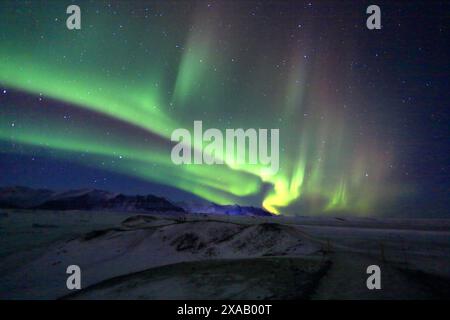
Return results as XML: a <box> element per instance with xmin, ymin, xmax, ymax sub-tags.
<box><xmin>0</xmin><ymin>1</ymin><xmax>394</xmax><ymax>215</ymax></box>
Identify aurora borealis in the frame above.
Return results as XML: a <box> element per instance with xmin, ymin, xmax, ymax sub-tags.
<box><xmin>0</xmin><ymin>1</ymin><xmax>449</xmax><ymax>216</ymax></box>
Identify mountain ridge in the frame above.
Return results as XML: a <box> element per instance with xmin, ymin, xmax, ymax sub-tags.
<box><xmin>0</xmin><ymin>186</ymin><xmax>273</xmax><ymax>216</ymax></box>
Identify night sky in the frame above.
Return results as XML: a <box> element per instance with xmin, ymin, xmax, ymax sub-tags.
<box><xmin>0</xmin><ymin>0</ymin><xmax>448</xmax><ymax>217</ymax></box>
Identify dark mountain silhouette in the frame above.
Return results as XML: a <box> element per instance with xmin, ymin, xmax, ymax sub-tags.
<box><xmin>0</xmin><ymin>186</ymin><xmax>54</xmax><ymax>208</ymax></box>
<box><xmin>0</xmin><ymin>186</ymin><xmax>273</xmax><ymax>216</ymax></box>
<box><xmin>177</xmin><ymin>201</ymin><xmax>273</xmax><ymax>217</ymax></box>
<box><xmin>0</xmin><ymin>186</ymin><xmax>184</xmax><ymax>213</ymax></box>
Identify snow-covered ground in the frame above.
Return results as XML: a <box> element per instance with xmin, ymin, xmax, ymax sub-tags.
<box><xmin>0</xmin><ymin>210</ymin><xmax>449</xmax><ymax>299</ymax></box>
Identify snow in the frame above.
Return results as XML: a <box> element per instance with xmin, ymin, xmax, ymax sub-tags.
<box><xmin>0</xmin><ymin>210</ymin><xmax>449</xmax><ymax>299</ymax></box>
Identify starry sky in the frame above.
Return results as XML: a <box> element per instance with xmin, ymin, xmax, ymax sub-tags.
<box><xmin>0</xmin><ymin>0</ymin><xmax>448</xmax><ymax>217</ymax></box>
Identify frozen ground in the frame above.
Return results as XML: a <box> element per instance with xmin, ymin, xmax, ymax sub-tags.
<box><xmin>0</xmin><ymin>210</ymin><xmax>449</xmax><ymax>299</ymax></box>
